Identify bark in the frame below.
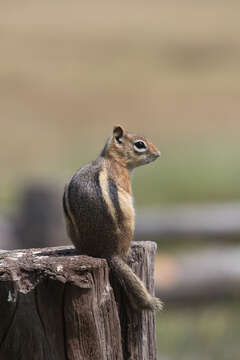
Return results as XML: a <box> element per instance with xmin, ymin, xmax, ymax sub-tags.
<box><xmin>0</xmin><ymin>242</ymin><xmax>157</xmax><ymax>360</ymax></box>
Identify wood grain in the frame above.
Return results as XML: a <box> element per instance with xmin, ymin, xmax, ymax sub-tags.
<box><xmin>0</xmin><ymin>242</ymin><xmax>157</xmax><ymax>360</ymax></box>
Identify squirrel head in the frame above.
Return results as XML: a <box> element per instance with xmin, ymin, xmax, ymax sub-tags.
<box><xmin>102</xmin><ymin>125</ymin><xmax>161</xmax><ymax>170</ymax></box>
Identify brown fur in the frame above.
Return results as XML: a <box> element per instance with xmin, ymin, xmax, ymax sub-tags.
<box><xmin>63</xmin><ymin>125</ymin><xmax>163</xmax><ymax>311</ymax></box>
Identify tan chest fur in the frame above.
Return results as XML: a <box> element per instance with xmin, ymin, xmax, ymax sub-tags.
<box><xmin>118</xmin><ymin>186</ymin><xmax>135</xmax><ymax>235</ymax></box>
<box><xmin>99</xmin><ymin>165</ymin><xmax>135</xmax><ymax>235</ymax></box>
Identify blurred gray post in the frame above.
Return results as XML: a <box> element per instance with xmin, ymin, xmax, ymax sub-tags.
<box><xmin>14</xmin><ymin>182</ymin><xmax>68</xmax><ymax>249</ymax></box>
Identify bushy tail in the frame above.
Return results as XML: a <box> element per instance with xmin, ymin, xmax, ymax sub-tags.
<box><xmin>108</xmin><ymin>256</ymin><xmax>163</xmax><ymax>312</ymax></box>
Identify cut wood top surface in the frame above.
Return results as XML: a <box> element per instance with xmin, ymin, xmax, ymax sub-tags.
<box><xmin>0</xmin><ymin>242</ymin><xmax>157</xmax><ymax>293</ymax></box>
<box><xmin>0</xmin><ymin>246</ymin><xmax>106</xmax><ymax>293</ymax></box>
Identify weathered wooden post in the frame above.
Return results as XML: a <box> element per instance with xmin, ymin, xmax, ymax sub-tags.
<box><xmin>0</xmin><ymin>242</ymin><xmax>157</xmax><ymax>360</ymax></box>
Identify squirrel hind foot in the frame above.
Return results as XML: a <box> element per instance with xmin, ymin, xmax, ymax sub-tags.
<box><xmin>128</xmin><ymin>292</ymin><xmax>164</xmax><ymax>312</ymax></box>
<box><xmin>150</xmin><ymin>297</ymin><xmax>164</xmax><ymax>311</ymax></box>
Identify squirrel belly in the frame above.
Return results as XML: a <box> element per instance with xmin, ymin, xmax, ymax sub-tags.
<box><xmin>63</xmin><ymin>125</ymin><xmax>162</xmax><ymax>312</ymax></box>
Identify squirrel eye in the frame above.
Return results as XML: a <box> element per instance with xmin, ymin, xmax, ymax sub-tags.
<box><xmin>134</xmin><ymin>140</ymin><xmax>147</xmax><ymax>152</ymax></box>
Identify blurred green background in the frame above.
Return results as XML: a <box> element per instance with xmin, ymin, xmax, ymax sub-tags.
<box><xmin>0</xmin><ymin>1</ymin><xmax>240</xmax><ymax>358</ymax></box>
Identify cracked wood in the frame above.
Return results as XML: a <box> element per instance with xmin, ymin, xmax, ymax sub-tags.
<box><xmin>0</xmin><ymin>242</ymin><xmax>157</xmax><ymax>360</ymax></box>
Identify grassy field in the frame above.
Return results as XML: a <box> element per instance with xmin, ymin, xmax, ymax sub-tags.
<box><xmin>157</xmin><ymin>302</ymin><xmax>240</xmax><ymax>360</ymax></box>
<box><xmin>0</xmin><ymin>0</ymin><xmax>240</xmax><ymax>211</ymax></box>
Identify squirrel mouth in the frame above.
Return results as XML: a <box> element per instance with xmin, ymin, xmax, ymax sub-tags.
<box><xmin>145</xmin><ymin>154</ymin><xmax>160</xmax><ymax>164</ymax></box>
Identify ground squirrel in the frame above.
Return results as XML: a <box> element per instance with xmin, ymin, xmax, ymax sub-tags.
<box><xmin>63</xmin><ymin>125</ymin><xmax>162</xmax><ymax>311</ymax></box>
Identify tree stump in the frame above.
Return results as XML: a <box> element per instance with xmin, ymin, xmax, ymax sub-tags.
<box><xmin>0</xmin><ymin>242</ymin><xmax>157</xmax><ymax>360</ymax></box>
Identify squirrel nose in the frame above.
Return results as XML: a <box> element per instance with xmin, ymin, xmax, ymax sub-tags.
<box><xmin>156</xmin><ymin>150</ymin><xmax>161</xmax><ymax>157</ymax></box>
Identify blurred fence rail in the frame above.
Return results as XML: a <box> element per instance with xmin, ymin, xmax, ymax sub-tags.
<box><xmin>155</xmin><ymin>246</ymin><xmax>240</xmax><ymax>304</ymax></box>
<box><xmin>1</xmin><ymin>184</ymin><xmax>240</xmax><ymax>247</ymax></box>
<box><xmin>136</xmin><ymin>203</ymin><xmax>240</xmax><ymax>241</ymax></box>
<box><xmin>1</xmin><ymin>184</ymin><xmax>240</xmax><ymax>305</ymax></box>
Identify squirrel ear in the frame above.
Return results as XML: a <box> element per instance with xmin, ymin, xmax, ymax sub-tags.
<box><xmin>113</xmin><ymin>125</ymin><xmax>125</xmax><ymax>143</ymax></box>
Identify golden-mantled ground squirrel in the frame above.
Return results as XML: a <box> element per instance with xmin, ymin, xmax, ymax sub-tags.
<box><xmin>63</xmin><ymin>125</ymin><xmax>162</xmax><ymax>311</ymax></box>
